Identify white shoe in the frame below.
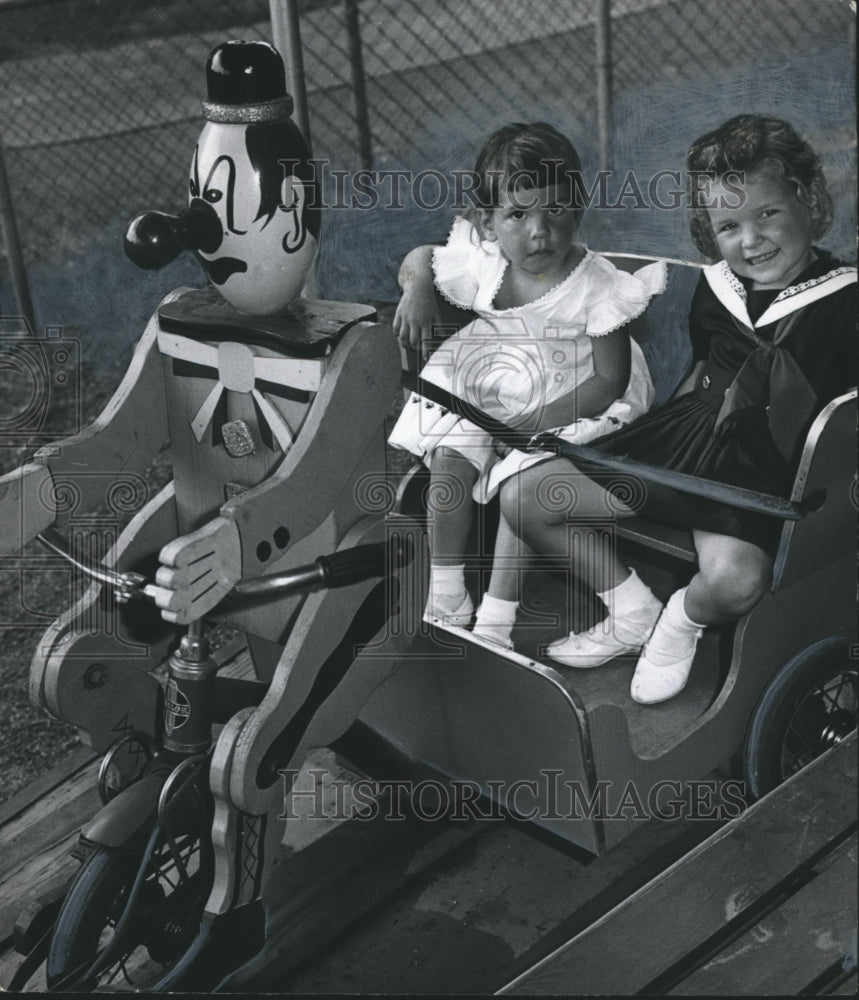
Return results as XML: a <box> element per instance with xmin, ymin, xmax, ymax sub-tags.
<box><xmin>630</xmin><ymin>611</ymin><xmax>703</xmax><ymax>704</ymax></box>
<box><xmin>423</xmin><ymin>591</ymin><xmax>474</xmax><ymax>627</ymax></box>
<box><xmin>544</xmin><ymin>593</ymin><xmax>663</xmax><ymax>669</ymax></box>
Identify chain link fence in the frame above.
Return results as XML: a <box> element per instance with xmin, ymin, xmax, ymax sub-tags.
<box><xmin>0</xmin><ymin>0</ymin><xmax>855</xmax><ymax>346</ymax></box>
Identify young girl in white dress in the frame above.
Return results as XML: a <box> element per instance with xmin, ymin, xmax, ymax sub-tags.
<box><xmin>388</xmin><ymin>122</ymin><xmax>666</xmax><ymax>639</ymax></box>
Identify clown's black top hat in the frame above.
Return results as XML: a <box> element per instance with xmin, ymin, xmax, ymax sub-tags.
<box><xmin>203</xmin><ymin>40</ymin><xmax>294</xmax><ymax>124</ymax></box>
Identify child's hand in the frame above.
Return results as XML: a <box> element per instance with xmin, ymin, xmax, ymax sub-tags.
<box><xmin>493</xmin><ymin>440</ymin><xmax>512</xmax><ymax>459</ymax></box>
<box><xmin>393</xmin><ymin>277</ymin><xmax>440</xmax><ymax>357</ymax></box>
<box><xmin>394</xmin><ymin>245</ymin><xmax>439</xmax><ymax>358</ymax></box>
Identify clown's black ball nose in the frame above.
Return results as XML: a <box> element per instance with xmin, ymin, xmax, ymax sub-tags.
<box><xmin>125</xmin><ymin>200</ymin><xmax>222</xmax><ymax>270</ymax></box>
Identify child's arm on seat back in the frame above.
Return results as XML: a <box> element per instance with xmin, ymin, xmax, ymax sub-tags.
<box><xmin>394</xmin><ymin>245</ymin><xmax>477</xmax><ymax>360</ymax></box>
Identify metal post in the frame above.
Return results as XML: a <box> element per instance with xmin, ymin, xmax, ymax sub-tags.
<box><xmin>595</xmin><ymin>0</ymin><xmax>613</xmax><ymax>173</ymax></box>
<box><xmin>0</xmin><ymin>131</ymin><xmax>36</xmax><ymax>334</ymax></box>
<box><xmin>344</xmin><ymin>0</ymin><xmax>373</xmax><ymax>171</ymax></box>
<box><xmin>270</xmin><ymin>0</ymin><xmax>312</xmax><ymax>152</ymax></box>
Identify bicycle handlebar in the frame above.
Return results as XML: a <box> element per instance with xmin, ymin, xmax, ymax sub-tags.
<box><xmin>36</xmin><ymin>528</ymin><xmax>148</xmax><ymax>602</ymax></box>
<box><xmin>226</xmin><ymin>538</ymin><xmax>410</xmax><ymax>602</ymax></box>
<box><xmin>35</xmin><ymin>531</ymin><xmax>413</xmax><ymax>607</ymax></box>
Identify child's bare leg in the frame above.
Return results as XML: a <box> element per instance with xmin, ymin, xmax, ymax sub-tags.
<box><xmin>425</xmin><ymin>446</ymin><xmax>479</xmax><ymax>623</ymax></box>
<box><xmin>486</xmin><ymin>513</ymin><xmax>531</xmax><ymax>601</ymax></box>
<box><xmin>472</xmin><ymin>514</ymin><xmax>531</xmax><ymax>648</ymax></box>
<box><xmin>631</xmin><ymin>531</ymin><xmax>771</xmax><ymax>705</ymax></box>
<box><xmin>686</xmin><ymin>531</ymin><xmax>772</xmax><ymax>623</ymax></box>
<box><xmin>502</xmin><ymin>459</ymin><xmax>631</xmax><ymax>590</ymax></box>
<box><xmin>500</xmin><ymin>459</ymin><xmax>662</xmax><ymax>666</ymax></box>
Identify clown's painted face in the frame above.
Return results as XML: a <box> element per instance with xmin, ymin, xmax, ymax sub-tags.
<box><xmin>190</xmin><ymin>119</ymin><xmax>318</xmax><ymax>315</ymax></box>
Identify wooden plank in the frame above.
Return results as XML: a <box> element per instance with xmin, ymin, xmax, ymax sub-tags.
<box><xmin>829</xmin><ymin>970</ymin><xmax>859</xmax><ymax>994</ymax></box>
<box><xmin>499</xmin><ymin>735</ymin><xmax>858</xmax><ymax>995</ymax></box>
<box><xmin>0</xmin><ymin>761</ymin><xmax>99</xmax><ymax>884</ymax></box>
<box><xmin>225</xmin><ymin>797</ymin><xmax>485</xmax><ymax>989</ymax></box>
<box><xmin>669</xmin><ymin>835</ymin><xmax>858</xmax><ymax>995</ymax></box>
<box><xmin>276</xmin><ymin>811</ymin><xmax>724</xmax><ymax>994</ymax></box>
<box><xmin>0</xmin><ymin>832</ymin><xmax>81</xmax><ymax>950</ymax></box>
<box><xmin>0</xmin><ymin>746</ymin><xmax>97</xmax><ymax>828</ymax></box>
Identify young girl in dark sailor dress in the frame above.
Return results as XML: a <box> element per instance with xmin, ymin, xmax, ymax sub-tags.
<box><xmin>502</xmin><ymin>114</ymin><xmax>857</xmax><ymax>704</ymax></box>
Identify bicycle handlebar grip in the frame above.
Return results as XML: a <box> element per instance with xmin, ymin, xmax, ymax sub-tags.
<box><xmin>316</xmin><ymin>534</ymin><xmax>414</xmax><ymax>589</ymax></box>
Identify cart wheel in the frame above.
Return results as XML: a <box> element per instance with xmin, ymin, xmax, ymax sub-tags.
<box><xmin>46</xmin><ymin>827</ymin><xmax>212</xmax><ymax>991</ymax></box>
<box><xmin>743</xmin><ymin>637</ymin><xmax>858</xmax><ymax>800</ymax></box>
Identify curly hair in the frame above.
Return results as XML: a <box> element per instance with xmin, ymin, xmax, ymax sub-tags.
<box><xmin>464</xmin><ymin>121</ymin><xmax>585</xmax><ymax>238</ymax></box>
<box><xmin>687</xmin><ymin>114</ymin><xmax>833</xmax><ymax>259</ymax></box>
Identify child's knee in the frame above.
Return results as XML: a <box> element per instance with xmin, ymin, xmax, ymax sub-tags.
<box><xmin>499</xmin><ymin>477</ymin><xmax>523</xmax><ymax>528</ymax></box>
<box><xmin>499</xmin><ymin>469</ymin><xmax>546</xmax><ymax>531</ymax></box>
<box><xmin>700</xmin><ymin>545</ymin><xmax>771</xmax><ymax>613</ymax></box>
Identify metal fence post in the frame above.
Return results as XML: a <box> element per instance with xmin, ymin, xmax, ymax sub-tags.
<box><xmin>595</xmin><ymin>0</ymin><xmax>613</xmax><ymax>172</ymax></box>
<box><xmin>270</xmin><ymin>0</ymin><xmax>312</xmax><ymax>151</ymax></box>
<box><xmin>0</xmin><ymin>131</ymin><xmax>36</xmax><ymax>334</ymax></box>
<box><xmin>344</xmin><ymin>0</ymin><xmax>373</xmax><ymax>171</ymax></box>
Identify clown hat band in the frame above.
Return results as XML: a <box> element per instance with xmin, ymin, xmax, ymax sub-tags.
<box><xmin>202</xmin><ymin>40</ymin><xmax>295</xmax><ymax>125</ymax></box>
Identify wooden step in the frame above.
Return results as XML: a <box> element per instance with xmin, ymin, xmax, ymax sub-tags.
<box><xmin>668</xmin><ymin>833</ymin><xmax>858</xmax><ymax>995</ymax></box>
<box><xmin>499</xmin><ymin>733</ymin><xmax>858</xmax><ymax>996</ymax></box>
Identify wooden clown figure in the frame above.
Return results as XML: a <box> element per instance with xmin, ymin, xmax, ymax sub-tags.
<box><xmin>0</xmin><ymin>39</ymin><xmax>421</xmax><ymax>989</ymax></box>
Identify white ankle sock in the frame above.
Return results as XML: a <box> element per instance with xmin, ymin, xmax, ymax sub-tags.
<box><xmin>639</xmin><ymin>587</ymin><xmax>704</xmax><ymax>671</ymax></box>
<box><xmin>663</xmin><ymin>587</ymin><xmax>707</xmax><ymax>632</ymax></box>
<box><xmin>629</xmin><ymin>587</ymin><xmax>705</xmax><ymax>704</ymax></box>
<box><xmin>428</xmin><ymin>563</ymin><xmax>467</xmax><ymax>614</ymax></box>
<box><xmin>473</xmin><ymin>594</ymin><xmax>518</xmax><ymax>644</ymax></box>
<box><xmin>597</xmin><ymin>568</ymin><xmax>653</xmax><ymax>617</ymax></box>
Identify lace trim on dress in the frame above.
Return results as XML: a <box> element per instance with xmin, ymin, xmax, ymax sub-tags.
<box><xmin>487</xmin><ymin>245</ymin><xmax>591</xmax><ymax>314</ymax></box>
<box><xmin>771</xmin><ymin>265</ymin><xmax>857</xmax><ymax>301</ymax></box>
<box><xmin>718</xmin><ymin>260</ymin><xmax>747</xmax><ymax>301</ymax></box>
<box><xmin>586</xmin><ymin>259</ymin><xmax>668</xmax><ymax>336</ymax></box>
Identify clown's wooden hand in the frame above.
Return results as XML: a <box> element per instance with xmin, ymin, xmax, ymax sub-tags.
<box><xmin>149</xmin><ymin>517</ymin><xmax>242</xmax><ymax>624</ymax></box>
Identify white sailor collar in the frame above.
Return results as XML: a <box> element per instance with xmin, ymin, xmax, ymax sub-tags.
<box><xmin>703</xmin><ymin>258</ymin><xmax>857</xmax><ymax>330</ymax></box>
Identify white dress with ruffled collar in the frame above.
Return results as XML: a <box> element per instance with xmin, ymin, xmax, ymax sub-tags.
<box><xmin>388</xmin><ymin>216</ymin><xmax>666</xmax><ymax>501</ymax></box>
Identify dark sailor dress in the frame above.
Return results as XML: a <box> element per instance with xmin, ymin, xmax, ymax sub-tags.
<box><xmin>589</xmin><ymin>253</ymin><xmax>858</xmax><ymax>553</ymax></box>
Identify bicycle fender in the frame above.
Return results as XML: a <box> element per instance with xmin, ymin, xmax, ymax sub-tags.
<box><xmin>82</xmin><ymin>774</ymin><xmax>165</xmax><ymax>849</ymax></box>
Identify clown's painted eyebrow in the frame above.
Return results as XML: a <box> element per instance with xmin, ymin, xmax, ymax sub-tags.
<box><xmin>202</xmin><ymin>154</ymin><xmax>246</xmax><ymax>235</ymax></box>
<box><xmin>190</xmin><ymin>145</ymin><xmax>200</xmax><ymax>198</ymax></box>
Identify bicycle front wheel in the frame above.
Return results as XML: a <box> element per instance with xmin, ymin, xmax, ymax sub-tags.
<box><xmin>46</xmin><ymin>828</ymin><xmax>211</xmax><ymax>991</ymax></box>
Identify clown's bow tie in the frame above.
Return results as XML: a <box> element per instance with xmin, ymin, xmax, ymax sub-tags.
<box><xmin>157</xmin><ymin>329</ymin><xmax>327</xmax><ymax>452</ymax></box>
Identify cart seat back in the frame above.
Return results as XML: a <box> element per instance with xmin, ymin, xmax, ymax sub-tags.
<box><xmin>600</xmin><ymin>254</ymin><xmax>699</xmax><ymax>404</ymax></box>
<box><xmin>772</xmin><ymin>388</ymin><xmax>858</xmax><ymax>591</ymax></box>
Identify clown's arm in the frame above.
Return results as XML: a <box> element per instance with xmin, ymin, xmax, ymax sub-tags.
<box><xmin>0</xmin><ymin>310</ymin><xmax>169</xmax><ymax>555</ymax></box>
<box><xmin>148</xmin><ymin>320</ymin><xmax>399</xmax><ymax>624</ymax></box>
